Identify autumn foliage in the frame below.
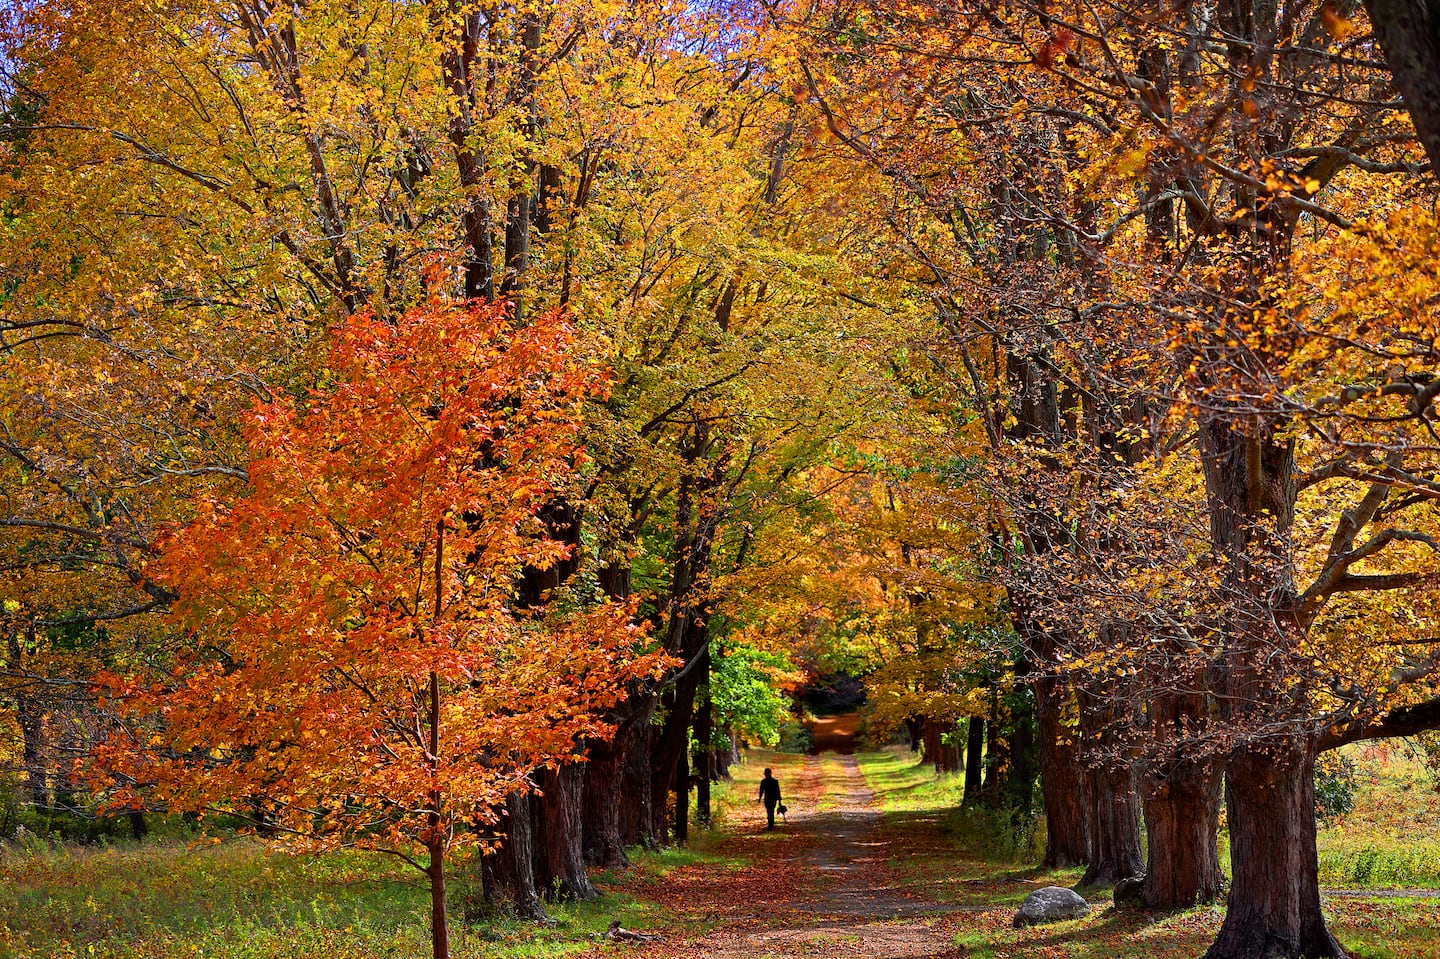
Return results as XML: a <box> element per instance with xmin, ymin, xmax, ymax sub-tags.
<box><xmin>91</xmin><ymin>299</ymin><xmax>659</xmax><ymax>954</ymax></box>
<box><xmin>10</xmin><ymin>2</ymin><xmax>1440</xmax><ymax>959</ymax></box>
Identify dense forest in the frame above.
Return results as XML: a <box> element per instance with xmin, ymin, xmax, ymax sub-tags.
<box><xmin>5</xmin><ymin>2</ymin><xmax>1440</xmax><ymax>958</ymax></box>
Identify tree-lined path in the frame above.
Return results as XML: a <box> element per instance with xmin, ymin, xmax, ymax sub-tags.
<box><xmin>589</xmin><ymin>745</ymin><xmax>1440</xmax><ymax>959</ymax></box>
<box><xmin>11</xmin><ymin>3</ymin><xmax>1440</xmax><ymax>958</ymax></box>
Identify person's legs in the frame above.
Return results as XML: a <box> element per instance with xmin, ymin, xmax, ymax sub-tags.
<box><xmin>765</xmin><ymin>801</ymin><xmax>776</xmax><ymax>829</ymax></box>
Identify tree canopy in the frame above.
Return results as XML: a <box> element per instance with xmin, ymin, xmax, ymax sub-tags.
<box><xmin>5</xmin><ymin>2</ymin><xmax>1440</xmax><ymax>958</ymax></box>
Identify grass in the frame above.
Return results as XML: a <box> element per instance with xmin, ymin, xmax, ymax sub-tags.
<box><xmin>855</xmin><ymin>746</ymin><xmax>1079</xmax><ymax>907</ymax></box>
<box><xmin>0</xmin><ymin>831</ymin><xmax>684</xmax><ymax>959</ymax></box>
<box><xmin>854</xmin><ymin>746</ymin><xmax>968</xmax><ymax>815</ymax></box>
<box><xmin>0</xmin><ymin>763</ymin><xmax>767</xmax><ymax>959</ymax></box>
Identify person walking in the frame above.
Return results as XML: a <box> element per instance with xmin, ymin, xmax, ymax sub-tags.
<box><xmin>757</xmin><ymin>767</ymin><xmax>782</xmax><ymax>830</ymax></box>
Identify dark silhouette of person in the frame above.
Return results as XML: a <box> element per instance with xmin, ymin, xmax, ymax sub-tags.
<box><xmin>757</xmin><ymin>767</ymin><xmax>782</xmax><ymax>830</ymax></box>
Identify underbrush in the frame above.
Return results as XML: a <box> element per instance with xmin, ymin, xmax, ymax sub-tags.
<box><xmin>938</xmin><ymin>804</ymin><xmax>1045</xmax><ymax>863</ymax></box>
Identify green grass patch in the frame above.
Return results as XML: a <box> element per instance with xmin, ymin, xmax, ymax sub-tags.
<box><xmin>854</xmin><ymin>746</ymin><xmax>967</xmax><ymax>814</ymax></box>
<box><xmin>854</xmin><ymin>746</ymin><xmax>1079</xmax><ymax>906</ymax></box>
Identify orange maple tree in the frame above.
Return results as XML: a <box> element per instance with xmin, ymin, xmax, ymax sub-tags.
<box><xmin>92</xmin><ymin>298</ymin><xmax>662</xmax><ymax>959</ymax></box>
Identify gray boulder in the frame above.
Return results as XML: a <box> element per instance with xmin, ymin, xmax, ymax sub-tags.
<box><xmin>1012</xmin><ymin>886</ymin><xmax>1092</xmax><ymax>927</ymax></box>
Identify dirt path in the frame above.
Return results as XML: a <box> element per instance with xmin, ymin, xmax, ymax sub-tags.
<box><xmin>612</xmin><ymin>754</ymin><xmax>964</xmax><ymax>959</ymax></box>
<box><xmin>807</xmin><ymin>713</ymin><xmax>862</xmax><ymax>754</ymax></box>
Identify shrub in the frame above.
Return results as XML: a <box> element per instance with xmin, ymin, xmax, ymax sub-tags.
<box><xmin>776</xmin><ymin>720</ymin><xmax>813</xmax><ymax>754</ymax></box>
<box><xmin>940</xmin><ymin>804</ymin><xmax>1043</xmax><ymax>863</ymax></box>
<box><xmin>1315</xmin><ymin>754</ymin><xmax>1357</xmax><ymax>822</ymax></box>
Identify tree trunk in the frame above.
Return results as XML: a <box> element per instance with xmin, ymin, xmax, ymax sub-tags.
<box><xmin>1005</xmin><ymin>689</ymin><xmax>1038</xmax><ymax>813</ymax></box>
<box><xmin>1196</xmin><ymin>406</ymin><xmax>1336</xmax><ymax>955</ymax></box>
<box><xmin>694</xmin><ymin>646</ymin><xmax>713</xmax><ymax>825</ymax></box>
<box><xmin>428</xmin><ymin>841</ymin><xmax>450</xmax><ymax>959</ymax></box>
<box><xmin>714</xmin><ymin>731</ymin><xmax>737</xmax><ymax>779</ymax></box>
<box><xmin>585</xmin><ymin>562</ymin><xmax>643</xmax><ymax>867</ymax></box>
<box><xmin>621</xmin><ymin>705</ymin><xmax>657</xmax><ymax>848</ymax></box>
<box><xmin>922</xmin><ymin>719</ymin><xmax>960</xmax><ymax>772</ymax></box>
<box><xmin>674</xmin><ymin>740</ymin><xmax>690</xmax><ymax>844</ymax></box>
<box><xmin>981</xmin><ymin>696</ymin><xmax>1011</xmax><ymax>808</ymax></box>
<box><xmin>1037</xmin><ymin>681</ymin><xmax>1088</xmax><ymax>867</ymax></box>
<box><xmin>535</xmin><ymin>764</ymin><xmax>597</xmax><ymax>900</ymax></box>
<box><xmin>16</xmin><ymin>690</ymin><xmax>47</xmax><ymax>809</ymax></box>
<box><xmin>8</xmin><ymin>629</ymin><xmax>48</xmax><ymax>810</ymax></box>
<box><xmin>1206</xmin><ymin>739</ymin><xmax>1344</xmax><ymax>959</ymax></box>
<box><xmin>963</xmin><ymin>717</ymin><xmax>984</xmax><ymax>806</ymax></box>
<box><xmin>650</xmin><ymin>628</ymin><xmax>706</xmax><ymax>841</ymax></box>
<box><xmin>582</xmin><ymin>731</ymin><xmax>632</xmax><ymax>869</ymax></box>
<box><xmin>1141</xmin><ymin>753</ymin><xmax>1223</xmax><ymax>908</ymax></box>
<box><xmin>482</xmin><ymin>791</ymin><xmax>549</xmax><ymax>921</ymax></box>
<box><xmin>1141</xmin><ymin>689</ymin><xmax>1223</xmax><ymax>908</ymax></box>
<box><xmin>1365</xmin><ymin>0</ymin><xmax>1440</xmax><ymax>173</ymax></box>
<box><xmin>1079</xmin><ymin>761</ymin><xmax>1144</xmax><ymax>887</ymax></box>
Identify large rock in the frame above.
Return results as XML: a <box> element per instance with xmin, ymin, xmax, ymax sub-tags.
<box><xmin>1012</xmin><ymin>886</ymin><xmax>1092</xmax><ymax>927</ymax></box>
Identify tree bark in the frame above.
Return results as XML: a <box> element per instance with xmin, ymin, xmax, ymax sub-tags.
<box><xmin>535</xmin><ymin>764</ymin><xmax>597</xmax><ymax>900</ymax></box>
<box><xmin>1141</xmin><ymin>752</ymin><xmax>1223</xmax><ymax>908</ymax></box>
<box><xmin>1365</xmin><ymin>0</ymin><xmax>1440</xmax><ymax>173</ymax></box>
<box><xmin>694</xmin><ymin>652</ymin><xmax>713</xmax><ymax>826</ymax></box>
<box><xmin>428</xmin><ymin>840</ymin><xmax>450</xmax><ymax>959</ymax></box>
<box><xmin>620</xmin><ymin>697</ymin><xmax>658</xmax><ymax>849</ymax></box>
<box><xmin>922</xmin><ymin>719</ymin><xmax>961</xmax><ymax>773</ymax></box>
<box><xmin>650</xmin><ymin>622</ymin><xmax>707</xmax><ymax>841</ymax></box>
<box><xmin>482</xmin><ymin>791</ymin><xmax>549</xmax><ymax>921</ymax></box>
<box><xmin>906</xmin><ymin>716</ymin><xmax>924</xmax><ymax>752</ymax></box>
<box><xmin>7</xmin><ymin>628</ymin><xmax>48</xmax><ymax>809</ymax></box>
<box><xmin>674</xmin><ymin>730</ymin><xmax>690</xmax><ymax>844</ymax></box>
<box><xmin>582</xmin><ymin>726</ymin><xmax>636</xmax><ymax>868</ymax></box>
<box><xmin>583</xmin><ymin>561</ymin><xmax>643</xmax><ymax>866</ymax></box>
<box><xmin>1078</xmin><ymin>761</ymin><xmax>1144</xmax><ymax>886</ymax></box>
<box><xmin>714</xmin><ymin>731</ymin><xmax>738</xmax><ymax>779</ymax></box>
<box><xmin>1076</xmin><ymin>682</ymin><xmax>1144</xmax><ymax>886</ymax></box>
<box><xmin>16</xmin><ymin>689</ymin><xmax>47</xmax><ymax>809</ymax></box>
<box><xmin>437</xmin><ymin>12</ymin><xmax>492</xmax><ymax>301</ymax></box>
<box><xmin>1205</xmin><ymin>738</ymin><xmax>1345</xmax><ymax>959</ymax></box>
<box><xmin>1036</xmin><ymin>681</ymin><xmax>1088</xmax><ymax>868</ymax></box>
<box><xmin>1197</xmin><ymin>406</ymin><xmax>1342</xmax><ymax>955</ymax></box>
<box><xmin>963</xmin><ymin>717</ymin><xmax>984</xmax><ymax>806</ymax></box>
<box><xmin>981</xmin><ymin>693</ymin><xmax>1010</xmax><ymax>808</ymax></box>
<box><xmin>1141</xmin><ymin>688</ymin><xmax>1223</xmax><ymax>908</ymax></box>
<box><xmin>1005</xmin><ymin>687</ymin><xmax>1038</xmax><ymax>813</ymax></box>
